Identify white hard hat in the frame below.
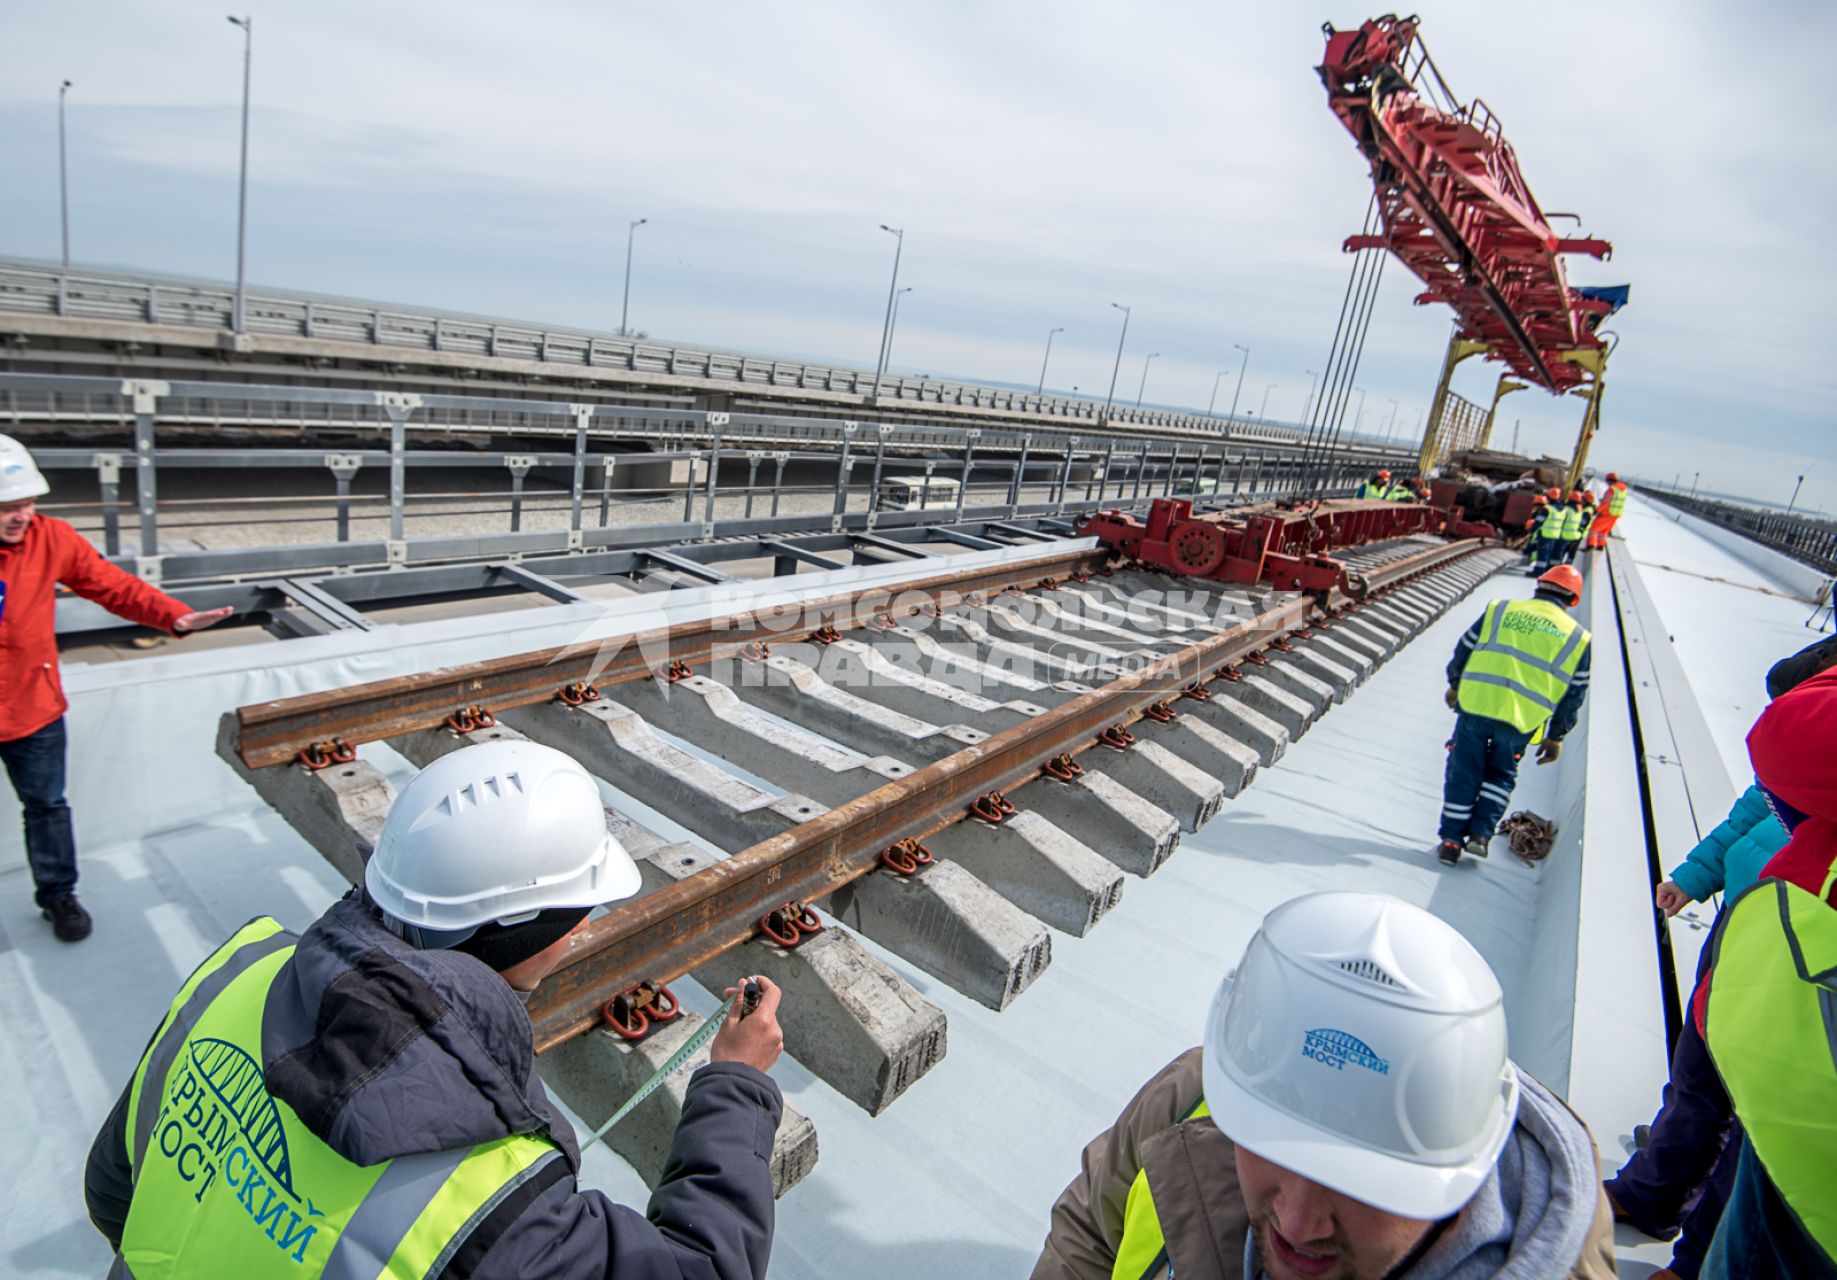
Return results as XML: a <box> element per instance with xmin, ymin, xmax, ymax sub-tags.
<box><xmin>1202</xmin><ymin>892</ymin><xmax>1518</xmax><ymax>1220</ymax></box>
<box><xmin>365</xmin><ymin>740</ymin><xmax>642</xmax><ymax>945</ymax></box>
<box><xmin>0</xmin><ymin>434</ymin><xmax>50</xmax><ymax>503</ymax></box>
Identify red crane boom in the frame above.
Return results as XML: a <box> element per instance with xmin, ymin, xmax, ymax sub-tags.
<box><xmin>1318</xmin><ymin>15</ymin><xmax>1615</xmax><ymax>392</ymax></box>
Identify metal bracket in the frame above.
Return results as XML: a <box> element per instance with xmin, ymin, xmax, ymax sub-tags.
<box><xmin>135</xmin><ymin>555</ymin><xmax>163</xmax><ymax>585</ymax></box>
<box><xmin>373</xmin><ymin>391</ymin><xmax>424</xmax><ymax>411</ymax></box>
<box><xmin>324</xmin><ymin>453</ymin><xmax>362</xmax><ymax>480</ymax></box>
<box><xmin>94</xmin><ymin>453</ymin><xmax>121</xmax><ymax>484</ymax></box>
<box><xmin>386</xmin><ymin>540</ymin><xmax>408</xmax><ymax>567</ymax></box>
<box><xmin>567</xmin><ymin>529</ymin><xmax>583</xmax><ymax>551</ymax></box>
<box><xmin>506</xmin><ymin>454</ymin><xmax>536</xmax><ymax>477</ymax></box>
<box><xmin>120</xmin><ymin>379</ymin><xmax>169</xmax><ymax>415</ymax></box>
<box><xmin>706</xmin><ymin>411</ymin><xmax>731</xmax><ymax>428</ymax></box>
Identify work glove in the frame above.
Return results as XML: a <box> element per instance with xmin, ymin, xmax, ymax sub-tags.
<box><xmin>1536</xmin><ymin>738</ymin><xmax>1563</xmax><ymax>765</ymax></box>
<box><xmin>1444</xmin><ymin>686</ymin><xmax>1459</xmax><ymax>710</ymax></box>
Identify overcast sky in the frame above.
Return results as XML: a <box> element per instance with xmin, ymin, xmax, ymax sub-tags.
<box><xmin>3</xmin><ymin>1</ymin><xmax>1832</xmax><ymax>512</ymax></box>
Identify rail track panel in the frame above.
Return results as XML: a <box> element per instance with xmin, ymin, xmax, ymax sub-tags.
<box><xmin>218</xmin><ymin>539</ymin><xmax>1517</xmax><ymax>1196</ymax></box>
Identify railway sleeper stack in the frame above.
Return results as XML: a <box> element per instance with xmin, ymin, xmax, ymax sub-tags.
<box><xmin>217</xmin><ymin>536</ymin><xmax>1519</xmax><ymax>1197</ymax></box>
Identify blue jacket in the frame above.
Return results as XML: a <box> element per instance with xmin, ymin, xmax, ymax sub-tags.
<box><xmin>1668</xmin><ymin>784</ymin><xmax>1789</xmax><ymax>903</ymax></box>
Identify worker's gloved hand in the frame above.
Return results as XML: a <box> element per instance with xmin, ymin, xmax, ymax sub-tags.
<box><xmin>174</xmin><ymin>606</ymin><xmax>234</xmax><ymax>635</ymax></box>
<box><xmin>1536</xmin><ymin>738</ymin><xmax>1563</xmax><ymax>765</ymax></box>
<box><xmin>1655</xmin><ymin>880</ymin><xmax>1692</xmax><ymax>917</ymax></box>
<box><xmin>710</xmin><ymin>975</ymin><xmax>785</xmax><ymax>1074</ymax></box>
<box><xmin>1444</xmin><ymin>686</ymin><xmax>1459</xmax><ymax>710</ymax></box>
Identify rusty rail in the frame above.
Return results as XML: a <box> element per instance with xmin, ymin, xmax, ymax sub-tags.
<box><xmin>232</xmin><ymin>544</ymin><xmax>1106</xmax><ymax>769</ymax></box>
<box><xmin>524</xmin><ymin>536</ymin><xmax>1483</xmax><ymax>1050</ymax></box>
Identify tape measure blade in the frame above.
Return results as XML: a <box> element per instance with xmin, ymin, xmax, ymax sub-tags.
<box><xmin>585</xmin><ymin>993</ymin><xmax>735</xmax><ymax>1145</ymax></box>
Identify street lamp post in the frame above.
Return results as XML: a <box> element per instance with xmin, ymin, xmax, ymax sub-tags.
<box><xmin>1383</xmin><ymin>397</ymin><xmax>1399</xmax><ymax>442</ymax></box>
<box><xmin>226</xmin><ymin>15</ymin><xmax>252</xmax><ymax>334</ymax></box>
<box><xmin>1352</xmin><ymin>387</ymin><xmax>1368</xmax><ymax>439</ymax></box>
<box><xmin>1037</xmin><ymin>326</ymin><xmax>1064</xmax><ymax>396</ymax></box>
<box><xmin>871</xmin><ymin>224</ymin><xmax>904</xmax><ymax>399</ymax></box>
<box><xmin>1691</xmin><ymin>471</ymin><xmax>1700</xmax><ymax>498</ymax></box>
<box><xmin>1135</xmin><ymin>352</ymin><xmax>1161</xmax><ymax>408</ymax></box>
<box><xmin>1787</xmin><ymin>474</ymin><xmax>1805</xmax><ymax>514</ymax></box>
<box><xmin>1302</xmin><ymin>369</ymin><xmax>1319</xmax><ymax>419</ymax></box>
<box><xmin>58</xmin><ymin>80</ymin><xmax>72</xmax><ymax>267</ymax></box>
<box><xmin>1102</xmin><ymin>303</ymin><xmax>1130</xmax><ymax>421</ymax></box>
<box><xmin>620</xmin><ymin>217</ymin><xmax>647</xmax><ymax>337</ymax></box>
<box><xmin>1208</xmin><ymin>370</ymin><xmax>1229</xmax><ymax>416</ymax></box>
<box><xmin>1225</xmin><ymin>343</ymin><xmax>1250</xmax><ymax>425</ymax></box>
<box><xmin>1258</xmin><ymin>382</ymin><xmax>1276</xmax><ymax>420</ymax></box>
<box><xmin>885</xmin><ymin>287</ymin><xmax>913</xmax><ymax>369</ymax></box>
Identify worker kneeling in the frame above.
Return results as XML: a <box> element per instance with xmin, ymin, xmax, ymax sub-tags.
<box><xmin>85</xmin><ymin>740</ymin><xmax>786</xmax><ymax>1279</ymax></box>
<box><xmin>1032</xmin><ymin>892</ymin><xmax>1614</xmax><ymax>1280</ymax></box>
<box><xmin>1437</xmin><ymin>565</ymin><xmax>1591</xmax><ymax>865</ymax></box>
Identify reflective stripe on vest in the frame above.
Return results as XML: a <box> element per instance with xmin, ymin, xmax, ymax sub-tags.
<box><xmin>1559</xmin><ymin>505</ymin><xmax>1584</xmax><ymax>540</ymax></box>
<box><xmin>1359</xmin><ymin>482</ymin><xmax>1387</xmax><ymax>500</ymax></box>
<box><xmin>1457</xmin><ymin>598</ymin><xmax>1590</xmax><ymax>734</ymax></box>
<box><xmin>117</xmin><ymin>921</ymin><xmax>562</xmax><ymax>1279</ymax></box>
<box><xmin>1112</xmin><ymin>1096</ymin><xmax>1211</xmax><ymax>1280</ymax></box>
<box><xmin>1607</xmin><ymin>484</ymin><xmax>1628</xmax><ymax>516</ymax></box>
<box><xmin>1703</xmin><ymin>875</ymin><xmax>1837</xmax><ymax>1261</ymax></box>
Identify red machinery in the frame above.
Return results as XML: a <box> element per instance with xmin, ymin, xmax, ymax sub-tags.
<box><xmin>1318</xmin><ymin>16</ymin><xmax>1617</xmax><ymax>393</ymax></box>
<box><xmin>1079</xmin><ymin>498</ymin><xmax>1497</xmax><ymax>595</ymax></box>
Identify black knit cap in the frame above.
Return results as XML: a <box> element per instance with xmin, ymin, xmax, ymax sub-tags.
<box><xmin>451</xmin><ymin>905</ymin><xmax>591</xmax><ymax>972</ymax></box>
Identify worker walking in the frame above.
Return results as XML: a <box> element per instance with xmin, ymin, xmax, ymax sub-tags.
<box><xmin>1438</xmin><ymin>565</ymin><xmax>1591</xmax><ymax>864</ymax></box>
<box><xmin>1358</xmin><ymin>469</ymin><xmax>1392</xmax><ymax>500</ymax></box>
<box><xmin>1586</xmin><ymin>472</ymin><xmax>1628</xmax><ymax>550</ymax></box>
<box><xmin>1556</xmin><ymin>490</ymin><xmax>1588</xmax><ymax>564</ymax></box>
<box><xmin>1031</xmin><ymin>891</ymin><xmax>1616</xmax><ymax>1280</ymax></box>
<box><xmin>0</xmin><ymin>435</ymin><xmax>231</xmax><ymax>941</ymax></box>
<box><xmin>85</xmin><ymin>739</ymin><xmax>787</xmax><ymax>1279</ymax></box>
<box><xmin>1529</xmin><ymin>487</ymin><xmax>1567</xmax><ymax>574</ymax></box>
<box><xmin>1524</xmin><ymin>494</ymin><xmax>1552</xmax><ymax>572</ymax></box>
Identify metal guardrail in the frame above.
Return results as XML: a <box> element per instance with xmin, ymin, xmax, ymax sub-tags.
<box><xmin>0</xmin><ymin>257</ymin><xmax>1310</xmax><ymax>444</ymax></box>
<box><xmin>3</xmin><ymin>372</ymin><xmax>1364</xmax><ymax>594</ymax></box>
<box><xmin>1637</xmin><ymin>486</ymin><xmax>1837</xmax><ymax>576</ymax></box>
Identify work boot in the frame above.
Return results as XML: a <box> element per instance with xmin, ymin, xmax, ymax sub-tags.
<box><xmin>1464</xmin><ymin>832</ymin><xmax>1493</xmax><ymax>859</ymax></box>
<box><xmin>1437</xmin><ymin>840</ymin><xmax>1462</xmax><ymax>866</ymax></box>
<box><xmin>42</xmin><ymin>894</ymin><xmax>93</xmax><ymax>942</ymax></box>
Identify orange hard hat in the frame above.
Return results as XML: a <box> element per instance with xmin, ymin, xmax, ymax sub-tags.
<box><xmin>1605</xmin><ymin>472</ymin><xmax>1619</xmax><ymax>483</ymax></box>
<box><xmin>1531</xmin><ymin>495</ymin><xmax>1547</xmax><ymax>506</ymax></box>
<box><xmin>1377</xmin><ymin>469</ymin><xmax>1392</xmax><ymax>480</ymax></box>
<box><xmin>1546</xmin><ymin>487</ymin><xmax>1562</xmax><ymax>501</ymax></box>
<box><xmin>1536</xmin><ymin>565</ymin><xmax>1584</xmax><ymax>605</ymax></box>
<box><xmin>1570</xmin><ymin>490</ymin><xmax>1586</xmax><ymax>504</ymax></box>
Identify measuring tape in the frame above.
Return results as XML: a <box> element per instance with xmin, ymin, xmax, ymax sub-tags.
<box><xmin>583</xmin><ymin>982</ymin><xmax>759</xmax><ymax>1146</ymax></box>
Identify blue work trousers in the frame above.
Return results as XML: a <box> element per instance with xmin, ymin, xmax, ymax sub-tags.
<box><xmin>1439</xmin><ymin>712</ymin><xmax>1531</xmax><ymax>842</ymax></box>
<box><xmin>1604</xmin><ymin>993</ymin><xmax>1738</xmax><ymax>1279</ymax></box>
<box><xmin>1530</xmin><ymin>536</ymin><xmax>1561</xmax><ymax>572</ymax></box>
<box><xmin>0</xmin><ymin>717</ymin><xmax>79</xmax><ymax>906</ymax></box>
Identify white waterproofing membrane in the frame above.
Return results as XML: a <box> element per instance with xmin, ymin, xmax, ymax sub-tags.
<box><xmin>0</xmin><ymin>532</ymin><xmax>1690</xmax><ymax>1276</ymax></box>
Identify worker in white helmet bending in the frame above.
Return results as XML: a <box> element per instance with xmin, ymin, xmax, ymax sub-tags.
<box><xmin>86</xmin><ymin>740</ymin><xmax>787</xmax><ymax>1280</ymax></box>
<box><xmin>1031</xmin><ymin>892</ymin><xmax>1615</xmax><ymax>1280</ymax></box>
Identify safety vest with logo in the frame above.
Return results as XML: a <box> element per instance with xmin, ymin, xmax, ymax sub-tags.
<box><xmin>1703</xmin><ymin>872</ymin><xmax>1837</xmax><ymax>1262</ymax></box>
<box><xmin>1358</xmin><ymin>481</ymin><xmax>1388</xmax><ymax>500</ymax></box>
<box><xmin>114</xmin><ymin>917</ymin><xmax>564</xmax><ymax>1279</ymax></box>
<box><xmin>1111</xmin><ymin>1094</ymin><xmax>1210</xmax><ymax>1280</ymax></box>
<box><xmin>1607</xmin><ymin>484</ymin><xmax>1628</xmax><ymax>516</ymax></box>
<box><xmin>1385</xmin><ymin>483</ymin><xmax>1416</xmax><ymax>502</ymax></box>
<box><xmin>1456</xmin><ymin>597</ymin><xmax>1591</xmax><ymax>734</ymax></box>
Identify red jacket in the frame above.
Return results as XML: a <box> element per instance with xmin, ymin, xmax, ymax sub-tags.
<box><xmin>0</xmin><ymin>515</ymin><xmax>192</xmax><ymax>742</ymax></box>
<box><xmin>1693</xmin><ymin>667</ymin><xmax>1837</xmax><ymax>1033</ymax></box>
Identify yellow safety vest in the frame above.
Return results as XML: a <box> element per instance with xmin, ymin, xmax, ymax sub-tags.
<box><xmin>1703</xmin><ymin>873</ymin><xmax>1837</xmax><ymax>1262</ymax></box>
<box><xmin>1385</xmin><ymin>484</ymin><xmax>1416</xmax><ymax>502</ymax></box>
<box><xmin>115</xmin><ymin>917</ymin><xmax>562</xmax><ymax>1279</ymax></box>
<box><xmin>1558</xmin><ymin>505</ymin><xmax>1585</xmax><ymax>540</ymax></box>
<box><xmin>1112</xmin><ymin>1095</ymin><xmax>1210</xmax><ymax>1280</ymax></box>
<box><xmin>1607</xmin><ymin>484</ymin><xmax>1628</xmax><ymax>516</ymax></box>
<box><xmin>1456</xmin><ymin>598</ymin><xmax>1590</xmax><ymax>734</ymax></box>
<box><xmin>1358</xmin><ymin>482</ymin><xmax>1388</xmax><ymax>500</ymax></box>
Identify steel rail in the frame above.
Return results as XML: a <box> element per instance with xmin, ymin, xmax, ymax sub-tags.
<box><xmin>523</xmin><ymin>536</ymin><xmax>1483</xmax><ymax>1050</ymax></box>
<box><xmin>232</xmin><ymin>545</ymin><xmax>1108</xmax><ymax>768</ymax></box>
